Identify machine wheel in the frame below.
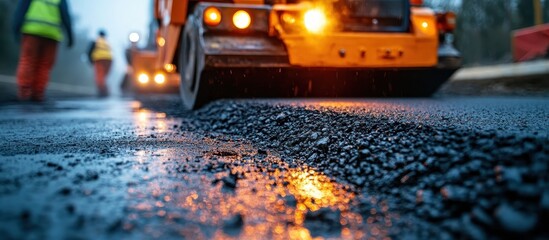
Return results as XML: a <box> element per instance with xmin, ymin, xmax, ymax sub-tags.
<box><xmin>178</xmin><ymin>15</ymin><xmax>207</xmax><ymax>110</ymax></box>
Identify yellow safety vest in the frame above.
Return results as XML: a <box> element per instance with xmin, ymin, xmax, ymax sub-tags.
<box><xmin>22</xmin><ymin>0</ymin><xmax>63</xmax><ymax>42</ymax></box>
<box><xmin>92</xmin><ymin>37</ymin><xmax>113</xmax><ymax>61</ymax></box>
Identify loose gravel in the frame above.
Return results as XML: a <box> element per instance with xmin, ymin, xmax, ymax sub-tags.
<box><xmin>175</xmin><ymin>99</ymin><xmax>549</xmax><ymax>239</ymax></box>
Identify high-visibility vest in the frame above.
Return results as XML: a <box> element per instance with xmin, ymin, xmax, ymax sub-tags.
<box><xmin>92</xmin><ymin>37</ymin><xmax>113</xmax><ymax>61</ymax></box>
<box><xmin>21</xmin><ymin>0</ymin><xmax>63</xmax><ymax>42</ymax></box>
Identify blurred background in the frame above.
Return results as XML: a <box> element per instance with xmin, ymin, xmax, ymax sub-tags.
<box><xmin>0</xmin><ymin>0</ymin><xmax>152</xmax><ymax>95</ymax></box>
<box><xmin>429</xmin><ymin>0</ymin><xmax>548</xmax><ymax>65</ymax></box>
<box><xmin>0</xmin><ymin>0</ymin><xmax>547</xmax><ymax>95</ymax></box>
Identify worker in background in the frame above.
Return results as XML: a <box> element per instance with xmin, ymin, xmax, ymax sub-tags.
<box><xmin>13</xmin><ymin>0</ymin><xmax>74</xmax><ymax>102</ymax></box>
<box><xmin>88</xmin><ymin>30</ymin><xmax>113</xmax><ymax>97</ymax></box>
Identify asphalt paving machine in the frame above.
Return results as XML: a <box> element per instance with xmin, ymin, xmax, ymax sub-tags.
<box><xmin>153</xmin><ymin>0</ymin><xmax>461</xmax><ymax>109</ymax></box>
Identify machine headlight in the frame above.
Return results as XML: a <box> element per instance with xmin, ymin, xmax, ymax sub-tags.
<box><xmin>164</xmin><ymin>64</ymin><xmax>176</xmax><ymax>73</ymax></box>
<box><xmin>281</xmin><ymin>12</ymin><xmax>297</xmax><ymax>25</ymax></box>
<box><xmin>232</xmin><ymin>10</ymin><xmax>251</xmax><ymax>29</ymax></box>
<box><xmin>129</xmin><ymin>32</ymin><xmax>140</xmax><ymax>43</ymax></box>
<box><xmin>204</xmin><ymin>7</ymin><xmax>222</xmax><ymax>26</ymax></box>
<box><xmin>157</xmin><ymin>37</ymin><xmax>166</xmax><ymax>47</ymax></box>
<box><xmin>138</xmin><ymin>73</ymin><xmax>149</xmax><ymax>84</ymax></box>
<box><xmin>304</xmin><ymin>9</ymin><xmax>327</xmax><ymax>33</ymax></box>
<box><xmin>154</xmin><ymin>73</ymin><xmax>166</xmax><ymax>84</ymax></box>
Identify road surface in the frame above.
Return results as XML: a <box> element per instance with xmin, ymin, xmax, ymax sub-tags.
<box><xmin>0</xmin><ymin>75</ymin><xmax>96</xmax><ymax>102</ymax></box>
<box><xmin>0</xmin><ymin>96</ymin><xmax>548</xmax><ymax>239</ymax></box>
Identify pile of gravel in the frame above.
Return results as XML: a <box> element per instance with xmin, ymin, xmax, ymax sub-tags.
<box><xmin>178</xmin><ymin>100</ymin><xmax>549</xmax><ymax>238</ymax></box>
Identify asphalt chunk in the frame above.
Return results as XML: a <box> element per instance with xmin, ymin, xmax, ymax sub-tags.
<box><xmin>222</xmin><ymin>214</ymin><xmax>244</xmax><ymax>236</ymax></box>
<box><xmin>58</xmin><ymin>187</ymin><xmax>72</xmax><ymax>196</ymax></box>
<box><xmin>495</xmin><ymin>203</ymin><xmax>538</xmax><ymax>234</ymax></box>
<box><xmin>304</xmin><ymin>208</ymin><xmax>342</xmax><ymax>238</ymax></box>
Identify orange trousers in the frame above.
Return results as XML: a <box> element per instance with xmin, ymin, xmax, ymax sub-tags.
<box><xmin>93</xmin><ymin>60</ymin><xmax>112</xmax><ymax>97</ymax></box>
<box><xmin>16</xmin><ymin>35</ymin><xmax>59</xmax><ymax>101</ymax></box>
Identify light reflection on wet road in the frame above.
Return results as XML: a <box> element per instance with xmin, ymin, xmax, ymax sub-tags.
<box><xmin>0</xmin><ymin>98</ymin><xmax>395</xmax><ymax>239</ymax></box>
<box><xmin>120</xmin><ymin>136</ymin><xmax>382</xmax><ymax>239</ymax></box>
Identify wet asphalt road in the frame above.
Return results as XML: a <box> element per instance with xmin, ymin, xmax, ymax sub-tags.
<box><xmin>0</xmin><ymin>96</ymin><xmax>548</xmax><ymax>239</ymax></box>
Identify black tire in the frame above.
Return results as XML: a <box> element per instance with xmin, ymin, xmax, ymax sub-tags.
<box><xmin>178</xmin><ymin>15</ymin><xmax>207</xmax><ymax>110</ymax></box>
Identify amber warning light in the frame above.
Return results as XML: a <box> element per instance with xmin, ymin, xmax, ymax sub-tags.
<box><xmin>204</xmin><ymin>7</ymin><xmax>222</xmax><ymax>26</ymax></box>
<box><xmin>437</xmin><ymin>12</ymin><xmax>457</xmax><ymax>33</ymax></box>
<box><xmin>304</xmin><ymin>9</ymin><xmax>327</xmax><ymax>33</ymax></box>
<box><xmin>233</xmin><ymin>10</ymin><xmax>251</xmax><ymax>29</ymax></box>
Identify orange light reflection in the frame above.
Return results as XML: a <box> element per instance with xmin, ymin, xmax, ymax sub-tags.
<box><xmin>132</xmin><ymin>109</ymin><xmax>168</xmax><ymax>136</ymax></box>
<box><xmin>123</xmin><ymin>143</ymin><xmax>393</xmax><ymax>239</ymax></box>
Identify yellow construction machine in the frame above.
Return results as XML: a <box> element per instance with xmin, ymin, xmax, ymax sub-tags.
<box><xmin>153</xmin><ymin>0</ymin><xmax>461</xmax><ymax>109</ymax></box>
<box><xmin>123</xmin><ymin>32</ymin><xmax>180</xmax><ymax>94</ymax></box>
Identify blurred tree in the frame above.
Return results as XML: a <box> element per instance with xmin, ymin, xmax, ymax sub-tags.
<box><xmin>424</xmin><ymin>0</ymin><xmax>460</xmax><ymax>11</ymax></box>
<box><xmin>0</xmin><ymin>0</ymin><xmax>19</xmax><ymax>74</ymax></box>
<box><xmin>544</xmin><ymin>0</ymin><xmax>549</xmax><ymax>23</ymax></box>
<box><xmin>425</xmin><ymin>0</ymin><xmax>516</xmax><ymax>65</ymax></box>
<box><xmin>516</xmin><ymin>0</ymin><xmax>535</xmax><ymax>28</ymax></box>
<box><xmin>453</xmin><ymin>0</ymin><xmax>513</xmax><ymax>65</ymax></box>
